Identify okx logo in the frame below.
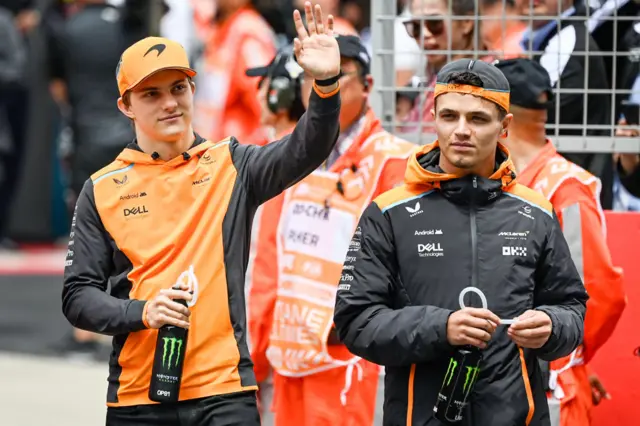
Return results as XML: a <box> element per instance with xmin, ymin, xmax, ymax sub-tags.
<box><xmin>162</xmin><ymin>337</ymin><xmax>183</xmax><ymax>369</ymax></box>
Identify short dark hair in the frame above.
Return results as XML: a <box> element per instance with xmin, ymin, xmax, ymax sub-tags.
<box><xmin>480</xmin><ymin>0</ymin><xmax>516</xmax><ymax>8</ymax></box>
<box><xmin>451</xmin><ymin>0</ymin><xmax>477</xmax><ymax>15</ymax></box>
<box><xmin>437</xmin><ymin>71</ymin><xmax>508</xmax><ymax>119</ymax></box>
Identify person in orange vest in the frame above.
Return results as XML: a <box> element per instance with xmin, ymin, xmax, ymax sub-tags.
<box><xmin>495</xmin><ymin>58</ymin><xmax>627</xmax><ymax>426</ymax></box>
<box><xmin>190</xmin><ymin>0</ymin><xmax>277</xmax><ymax>146</ymax></box>
<box><xmin>246</xmin><ymin>34</ymin><xmax>416</xmax><ymax>426</ymax></box>
<box><xmin>244</xmin><ymin>44</ymin><xmax>307</xmax><ymax>425</ymax></box>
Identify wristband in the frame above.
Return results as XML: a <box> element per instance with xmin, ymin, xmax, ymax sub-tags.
<box><xmin>315</xmin><ymin>71</ymin><xmax>343</xmax><ymax>87</ymax></box>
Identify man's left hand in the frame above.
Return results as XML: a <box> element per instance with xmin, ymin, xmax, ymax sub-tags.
<box><xmin>507</xmin><ymin>310</ymin><xmax>552</xmax><ymax>349</ymax></box>
<box><xmin>292</xmin><ymin>2</ymin><xmax>340</xmax><ymax>81</ymax></box>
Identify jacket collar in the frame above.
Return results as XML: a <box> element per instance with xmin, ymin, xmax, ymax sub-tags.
<box><xmin>405</xmin><ymin>141</ymin><xmax>517</xmax><ymax>206</ymax></box>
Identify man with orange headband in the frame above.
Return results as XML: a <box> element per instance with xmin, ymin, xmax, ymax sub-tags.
<box><xmin>334</xmin><ymin>58</ymin><xmax>588</xmax><ymax>426</ymax></box>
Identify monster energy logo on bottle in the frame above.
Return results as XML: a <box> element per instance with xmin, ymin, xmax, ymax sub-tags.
<box><xmin>441</xmin><ymin>358</ymin><xmax>481</xmax><ymax>394</ymax></box>
<box><xmin>463</xmin><ymin>366</ymin><xmax>480</xmax><ymax>394</ymax></box>
<box><xmin>442</xmin><ymin>358</ymin><xmax>458</xmax><ymax>387</ymax></box>
<box><xmin>162</xmin><ymin>337</ymin><xmax>183</xmax><ymax>369</ymax></box>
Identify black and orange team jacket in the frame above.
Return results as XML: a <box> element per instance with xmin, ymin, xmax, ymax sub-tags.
<box><xmin>62</xmin><ymin>87</ymin><xmax>340</xmax><ymax>407</ymax></box>
<box><xmin>333</xmin><ymin>142</ymin><xmax>589</xmax><ymax>426</ymax></box>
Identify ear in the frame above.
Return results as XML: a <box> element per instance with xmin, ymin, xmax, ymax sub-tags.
<box><xmin>501</xmin><ymin>113</ymin><xmax>513</xmax><ymax>138</ymax></box>
<box><xmin>363</xmin><ymin>75</ymin><xmax>373</xmax><ymax>93</ymax></box>
<box><xmin>117</xmin><ymin>97</ymin><xmax>135</xmax><ymax>120</ymax></box>
<box><xmin>190</xmin><ymin>80</ymin><xmax>196</xmax><ymax>95</ymax></box>
<box><xmin>430</xmin><ymin>108</ymin><xmax>436</xmax><ymax>120</ymax></box>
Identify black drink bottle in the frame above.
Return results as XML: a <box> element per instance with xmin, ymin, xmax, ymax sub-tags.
<box><xmin>433</xmin><ymin>346</ymin><xmax>482</xmax><ymax>424</ymax></box>
<box><xmin>149</xmin><ymin>288</ymin><xmax>189</xmax><ymax>403</ymax></box>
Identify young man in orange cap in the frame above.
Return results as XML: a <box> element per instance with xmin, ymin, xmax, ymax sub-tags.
<box><xmin>62</xmin><ymin>3</ymin><xmax>343</xmax><ymax>425</ymax></box>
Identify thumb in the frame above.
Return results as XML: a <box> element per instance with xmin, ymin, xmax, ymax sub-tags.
<box><xmin>293</xmin><ymin>38</ymin><xmax>302</xmax><ymax>58</ymax></box>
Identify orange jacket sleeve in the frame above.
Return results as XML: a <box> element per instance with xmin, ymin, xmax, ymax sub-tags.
<box><xmin>247</xmin><ymin>193</ymin><xmax>285</xmax><ymax>383</ymax></box>
<box><xmin>552</xmin><ymin>178</ymin><xmax>626</xmax><ymax>363</ymax></box>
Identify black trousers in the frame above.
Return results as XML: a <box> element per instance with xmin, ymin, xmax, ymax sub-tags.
<box><xmin>106</xmin><ymin>391</ymin><xmax>261</xmax><ymax>426</ymax></box>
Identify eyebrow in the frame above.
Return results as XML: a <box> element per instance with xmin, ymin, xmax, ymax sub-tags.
<box><xmin>439</xmin><ymin>108</ymin><xmax>492</xmax><ymax>117</ymax></box>
<box><xmin>138</xmin><ymin>79</ymin><xmax>186</xmax><ymax>93</ymax></box>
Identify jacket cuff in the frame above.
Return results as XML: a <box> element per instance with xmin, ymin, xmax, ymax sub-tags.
<box><xmin>433</xmin><ymin>308</ymin><xmax>456</xmax><ymax>353</ymax></box>
<box><xmin>141</xmin><ymin>301</ymin><xmax>151</xmax><ymax>329</ymax></box>
<box><xmin>309</xmin><ymin>84</ymin><xmax>341</xmax><ymax>115</ymax></box>
<box><xmin>534</xmin><ymin>307</ymin><xmax>562</xmax><ymax>357</ymax></box>
<box><xmin>126</xmin><ymin>299</ymin><xmax>148</xmax><ymax>332</ymax></box>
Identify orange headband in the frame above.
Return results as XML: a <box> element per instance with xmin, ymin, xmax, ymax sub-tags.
<box><xmin>434</xmin><ymin>83</ymin><xmax>510</xmax><ymax>112</ymax></box>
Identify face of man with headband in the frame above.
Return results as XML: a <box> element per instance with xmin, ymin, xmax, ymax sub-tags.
<box><xmin>431</xmin><ymin>60</ymin><xmax>512</xmax><ymax>177</ymax></box>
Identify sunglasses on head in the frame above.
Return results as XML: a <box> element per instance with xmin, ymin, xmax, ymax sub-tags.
<box><xmin>403</xmin><ymin>16</ymin><xmax>445</xmax><ymax>39</ymax></box>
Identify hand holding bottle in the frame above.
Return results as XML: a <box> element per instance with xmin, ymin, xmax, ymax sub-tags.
<box><xmin>446</xmin><ymin>307</ymin><xmax>500</xmax><ymax>349</ymax></box>
<box><xmin>144</xmin><ymin>283</ymin><xmax>192</xmax><ymax>329</ymax></box>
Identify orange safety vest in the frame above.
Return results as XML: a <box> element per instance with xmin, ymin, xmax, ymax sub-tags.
<box><xmin>518</xmin><ymin>142</ymin><xmax>626</xmax><ymax>426</ymax></box>
<box><xmin>260</xmin><ymin>111</ymin><xmax>415</xmax><ymax>378</ymax></box>
<box><xmin>191</xmin><ymin>6</ymin><xmax>276</xmax><ymax>146</ymax></box>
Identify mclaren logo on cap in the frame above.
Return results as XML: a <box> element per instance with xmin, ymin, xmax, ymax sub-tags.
<box><xmin>115</xmin><ymin>55</ymin><xmax>123</xmax><ymax>78</ymax></box>
<box><xmin>144</xmin><ymin>44</ymin><xmax>167</xmax><ymax>58</ymax></box>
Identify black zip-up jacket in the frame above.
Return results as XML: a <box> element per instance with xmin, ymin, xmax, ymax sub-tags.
<box><xmin>333</xmin><ymin>142</ymin><xmax>588</xmax><ymax>426</ymax></box>
<box><xmin>61</xmin><ymin>87</ymin><xmax>340</xmax><ymax>407</ymax></box>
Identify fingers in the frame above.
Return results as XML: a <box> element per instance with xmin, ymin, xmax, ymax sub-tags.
<box><xmin>293</xmin><ymin>9</ymin><xmax>308</xmax><ymax>41</ymax></box>
<box><xmin>304</xmin><ymin>2</ymin><xmax>317</xmax><ymax>36</ymax></box>
<box><xmin>327</xmin><ymin>14</ymin><xmax>334</xmax><ymax>36</ymax></box>
<box><xmin>460</xmin><ymin>315</ymin><xmax>497</xmax><ymax>334</ymax></box>
<box><xmin>464</xmin><ymin>308</ymin><xmax>501</xmax><ymax>326</ymax></box>
<box><xmin>508</xmin><ymin>325</ymin><xmax>550</xmax><ymax>340</ymax></box>
<box><xmin>457</xmin><ymin>331</ymin><xmax>488</xmax><ymax>349</ymax></box>
<box><xmin>313</xmin><ymin>4</ymin><xmax>324</xmax><ymax>34</ymax></box>
<box><xmin>509</xmin><ymin>315</ymin><xmax>549</xmax><ymax>331</ymax></box>
<box><xmin>156</xmin><ymin>312</ymin><xmax>190</xmax><ymax>329</ymax></box>
<box><xmin>160</xmin><ymin>305</ymin><xmax>190</xmax><ymax>324</ymax></box>
<box><xmin>509</xmin><ymin>310</ymin><xmax>549</xmax><ymax>331</ymax></box>
<box><xmin>160</xmin><ymin>288</ymin><xmax>193</xmax><ymax>303</ymax></box>
<box><xmin>462</xmin><ymin>326</ymin><xmax>492</xmax><ymax>344</ymax></box>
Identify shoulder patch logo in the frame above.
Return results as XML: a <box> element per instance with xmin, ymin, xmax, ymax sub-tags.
<box><xmin>405</xmin><ymin>201</ymin><xmax>424</xmax><ymax>218</ymax></box>
<box><xmin>113</xmin><ymin>175</ymin><xmax>128</xmax><ymax>186</ymax></box>
<box><xmin>406</xmin><ymin>202</ymin><xmax>420</xmax><ymax>213</ymax></box>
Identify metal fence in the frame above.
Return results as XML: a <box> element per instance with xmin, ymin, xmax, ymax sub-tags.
<box><xmin>369</xmin><ymin>0</ymin><xmax>640</xmax><ymax>153</ymax></box>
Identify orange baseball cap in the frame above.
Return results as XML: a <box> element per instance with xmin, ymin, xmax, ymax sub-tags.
<box><xmin>116</xmin><ymin>37</ymin><xmax>197</xmax><ymax>96</ymax></box>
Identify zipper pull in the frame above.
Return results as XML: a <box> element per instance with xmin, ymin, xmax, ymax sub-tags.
<box><xmin>473</xmin><ymin>176</ymin><xmax>478</xmax><ymax>189</ymax></box>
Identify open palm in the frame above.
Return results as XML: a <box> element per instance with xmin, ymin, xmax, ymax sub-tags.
<box><xmin>292</xmin><ymin>2</ymin><xmax>340</xmax><ymax>81</ymax></box>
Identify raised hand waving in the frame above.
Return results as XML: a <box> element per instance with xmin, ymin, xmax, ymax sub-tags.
<box><xmin>292</xmin><ymin>2</ymin><xmax>341</xmax><ymax>81</ymax></box>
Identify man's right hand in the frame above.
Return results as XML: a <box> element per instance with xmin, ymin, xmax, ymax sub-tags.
<box><xmin>144</xmin><ymin>286</ymin><xmax>192</xmax><ymax>329</ymax></box>
<box><xmin>446</xmin><ymin>308</ymin><xmax>500</xmax><ymax>349</ymax></box>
